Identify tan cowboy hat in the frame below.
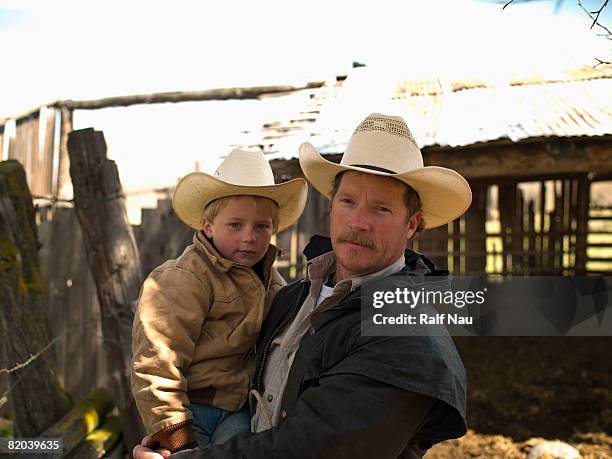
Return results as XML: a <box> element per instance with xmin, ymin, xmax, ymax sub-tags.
<box><xmin>299</xmin><ymin>113</ymin><xmax>471</xmax><ymax>229</ymax></box>
<box><xmin>173</xmin><ymin>149</ymin><xmax>308</xmax><ymax>233</ymax></box>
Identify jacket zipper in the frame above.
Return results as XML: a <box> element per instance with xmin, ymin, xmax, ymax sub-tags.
<box><xmin>254</xmin><ymin>282</ymin><xmax>308</xmax><ymax>392</ymax></box>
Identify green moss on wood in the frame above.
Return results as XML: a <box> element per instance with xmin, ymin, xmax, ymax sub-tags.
<box><xmin>42</xmin><ymin>388</ymin><xmax>115</xmax><ymax>456</ymax></box>
<box><xmin>0</xmin><ymin>160</ymin><xmax>31</xmax><ymax>200</ymax></box>
<box><xmin>0</xmin><ymin>418</ymin><xmax>13</xmax><ymax>439</ymax></box>
<box><xmin>0</xmin><ymin>234</ymin><xmax>19</xmax><ymax>272</ymax></box>
<box><xmin>0</xmin><ymin>161</ymin><xmax>45</xmax><ymax>297</ymax></box>
<box><xmin>67</xmin><ymin>416</ymin><xmax>122</xmax><ymax>458</ymax></box>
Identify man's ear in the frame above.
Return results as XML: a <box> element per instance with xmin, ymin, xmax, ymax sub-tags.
<box><xmin>405</xmin><ymin>212</ymin><xmax>422</xmax><ymax>241</ymax></box>
<box><xmin>202</xmin><ymin>218</ymin><xmax>213</xmax><ymax>238</ymax></box>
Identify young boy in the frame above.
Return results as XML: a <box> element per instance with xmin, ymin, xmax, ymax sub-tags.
<box><xmin>131</xmin><ymin>149</ymin><xmax>307</xmax><ymax>453</ymax></box>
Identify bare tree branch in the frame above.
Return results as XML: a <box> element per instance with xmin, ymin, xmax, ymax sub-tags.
<box><xmin>594</xmin><ymin>57</ymin><xmax>612</xmax><ymax>66</ymax></box>
<box><xmin>578</xmin><ymin>0</ymin><xmax>611</xmax><ymax>35</ymax></box>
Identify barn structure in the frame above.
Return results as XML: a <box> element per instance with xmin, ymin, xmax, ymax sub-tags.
<box><xmin>1</xmin><ymin>64</ymin><xmax>611</xmax><ymax>282</ymax></box>
<box><xmin>1</xmin><ymin>63</ymin><xmax>611</xmax><ymax>419</ymax></box>
<box><xmin>248</xmin><ymin>65</ymin><xmax>612</xmax><ymax>277</ymax></box>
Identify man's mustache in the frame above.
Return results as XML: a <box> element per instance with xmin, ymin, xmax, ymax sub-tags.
<box><xmin>336</xmin><ymin>231</ymin><xmax>376</xmax><ymax>249</ymax></box>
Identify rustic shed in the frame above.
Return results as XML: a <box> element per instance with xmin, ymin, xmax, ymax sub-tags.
<box><xmin>243</xmin><ymin>65</ymin><xmax>612</xmax><ymax>276</ymax></box>
<box><xmin>1</xmin><ymin>65</ymin><xmax>611</xmax><ymax>420</ymax></box>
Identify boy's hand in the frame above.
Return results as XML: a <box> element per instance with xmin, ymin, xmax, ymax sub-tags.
<box><xmin>133</xmin><ymin>436</ymin><xmax>171</xmax><ymax>459</ymax></box>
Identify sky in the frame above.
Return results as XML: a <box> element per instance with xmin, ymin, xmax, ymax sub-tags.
<box><xmin>0</xmin><ymin>0</ymin><xmax>610</xmax><ymax>220</ymax></box>
<box><xmin>0</xmin><ymin>0</ymin><xmax>610</xmax><ymax>119</ymax></box>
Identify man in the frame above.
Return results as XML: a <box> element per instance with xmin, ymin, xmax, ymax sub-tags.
<box><xmin>134</xmin><ymin>113</ymin><xmax>472</xmax><ymax>459</ymax></box>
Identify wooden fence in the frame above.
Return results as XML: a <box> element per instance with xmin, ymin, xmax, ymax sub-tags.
<box><xmin>411</xmin><ymin>176</ymin><xmax>612</xmax><ymax>276</ymax></box>
<box><xmin>2</xmin><ymin>174</ymin><xmax>611</xmax><ymax>420</ymax></box>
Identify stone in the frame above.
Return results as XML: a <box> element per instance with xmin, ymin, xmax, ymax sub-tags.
<box><xmin>528</xmin><ymin>441</ymin><xmax>580</xmax><ymax>459</ymax></box>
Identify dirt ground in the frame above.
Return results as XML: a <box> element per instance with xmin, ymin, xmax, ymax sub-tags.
<box><xmin>426</xmin><ymin>337</ymin><xmax>612</xmax><ymax>458</ymax></box>
<box><xmin>1</xmin><ymin>337</ymin><xmax>609</xmax><ymax>457</ymax></box>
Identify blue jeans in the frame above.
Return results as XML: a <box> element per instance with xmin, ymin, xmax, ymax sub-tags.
<box><xmin>190</xmin><ymin>403</ymin><xmax>251</xmax><ymax>448</ymax></box>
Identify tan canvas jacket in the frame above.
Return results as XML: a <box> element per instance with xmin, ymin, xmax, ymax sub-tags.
<box><xmin>131</xmin><ymin>231</ymin><xmax>284</xmax><ymax>451</ymax></box>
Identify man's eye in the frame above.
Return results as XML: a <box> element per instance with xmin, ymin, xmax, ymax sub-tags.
<box><xmin>377</xmin><ymin>206</ymin><xmax>391</xmax><ymax>213</ymax></box>
<box><xmin>340</xmin><ymin>198</ymin><xmax>353</xmax><ymax>204</ymax></box>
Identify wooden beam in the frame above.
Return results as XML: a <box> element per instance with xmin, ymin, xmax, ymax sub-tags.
<box><xmin>56</xmin><ymin>107</ymin><xmax>73</xmax><ymax>199</ymax></box>
<box><xmin>66</xmin><ymin>415</ymin><xmax>122</xmax><ymax>459</ymax></box>
<box><xmin>41</xmin><ymin>388</ymin><xmax>114</xmax><ymax>457</ymax></box>
<box><xmin>0</xmin><ymin>160</ymin><xmax>71</xmax><ymax>436</ymax></box>
<box><xmin>40</xmin><ymin>108</ymin><xmax>56</xmax><ymax>197</ymax></box>
<box><xmin>574</xmin><ymin>175</ymin><xmax>590</xmax><ymax>275</ymax></box>
<box><xmin>67</xmin><ymin>128</ymin><xmax>146</xmax><ymax>451</ymax></box>
<box><xmin>271</xmin><ymin>138</ymin><xmax>612</xmax><ymax>181</ymax></box>
<box><xmin>423</xmin><ymin>139</ymin><xmax>612</xmax><ymax>179</ymax></box>
<box><xmin>61</xmin><ymin>82</ymin><xmax>325</xmax><ymax>110</ymax></box>
<box><xmin>465</xmin><ymin>182</ymin><xmax>487</xmax><ymax>274</ymax></box>
<box><xmin>0</xmin><ymin>81</ymin><xmax>326</xmax><ymax>125</ymax></box>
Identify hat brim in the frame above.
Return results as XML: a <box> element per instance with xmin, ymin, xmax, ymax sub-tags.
<box><xmin>299</xmin><ymin>142</ymin><xmax>472</xmax><ymax>229</ymax></box>
<box><xmin>172</xmin><ymin>172</ymin><xmax>308</xmax><ymax>233</ymax></box>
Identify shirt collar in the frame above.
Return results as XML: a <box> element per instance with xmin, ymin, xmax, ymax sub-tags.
<box><xmin>306</xmin><ymin>251</ymin><xmax>406</xmax><ymax>292</ymax></box>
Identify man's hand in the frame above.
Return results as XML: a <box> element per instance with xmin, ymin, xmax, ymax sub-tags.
<box><xmin>133</xmin><ymin>436</ymin><xmax>171</xmax><ymax>459</ymax></box>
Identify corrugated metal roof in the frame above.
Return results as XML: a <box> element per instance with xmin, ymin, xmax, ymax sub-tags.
<box><xmin>238</xmin><ymin>66</ymin><xmax>612</xmax><ymax>160</ymax></box>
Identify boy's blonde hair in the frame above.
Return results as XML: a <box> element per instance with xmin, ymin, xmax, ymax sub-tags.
<box><xmin>203</xmin><ymin>195</ymin><xmax>280</xmax><ymax>231</ymax></box>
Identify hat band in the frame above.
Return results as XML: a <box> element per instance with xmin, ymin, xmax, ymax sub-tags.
<box><xmin>349</xmin><ymin>164</ymin><xmax>397</xmax><ymax>174</ymax></box>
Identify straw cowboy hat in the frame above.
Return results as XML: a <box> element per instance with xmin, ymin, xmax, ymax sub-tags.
<box><xmin>173</xmin><ymin>149</ymin><xmax>308</xmax><ymax>233</ymax></box>
<box><xmin>299</xmin><ymin>113</ymin><xmax>472</xmax><ymax>229</ymax></box>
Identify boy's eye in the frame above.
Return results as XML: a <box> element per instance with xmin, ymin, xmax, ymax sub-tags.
<box><xmin>257</xmin><ymin>223</ymin><xmax>272</xmax><ymax>229</ymax></box>
<box><xmin>228</xmin><ymin>222</ymin><xmax>241</xmax><ymax>228</ymax></box>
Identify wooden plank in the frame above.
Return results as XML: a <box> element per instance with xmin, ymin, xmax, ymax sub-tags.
<box><xmin>41</xmin><ymin>388</ymin><xmax>114</xmax><ymax>457</ymax></box>
<box><xmin>274</xmin><ymin>141</ymin><xmax>612</xmax><ymax>183</ymax></box>
<box><xmin>464</xmin><ymin>182</ymin><xmax>487</xmax><ymax>274</ymax></box>
<box><xmin>296</xmin><ymin>186</ymin><xmax>329</xmax><ymax>277</ymax></box>
<box><xmin>38</xmin><ymin>108</ymin><xmax>56</xmax><ymax>197</ymax></box>
<box><xmin>513</xmin><ymin>187</ymin><xmax>525</xmax><ymax>274</ymax></box>
<box><xmin>61</xmin><ymin>81</ymin><xmax>326</xmax><ymax>110</ymax></box>
<box><xmin>38</xmin><ymin>207</ymin><xmax>107</xmax><ymax>401</ymax></box>
<box><xmin>67</xmin><ymin>128</ymin><xmax>145</xmax><ymax>450</ymax></box>
<box><xmin>527</xmin><ymin>200</ymin><xmax>536</xmax><ymax>274</ymax></box>
<box><xmin>423</xmin><ymin>139</ymin><xmax>612</xmax><ymax>179</ymax></box>
<box><xmin>417</xmin><ymin>224</ymin><xmax>449</xmax><ymax>270</ymax></box>
<box><xmin>56</xmin><ymin>107</ymin><xmax>72</xmax><ymax>199</ymax></box>
<box><xmin>554</xmin><ymin>181</ymin><xmax>565</xmax><ymax>273</ymax></box>
<box><xmin>135</xmin><ymin>198</ymin><xmax>192</xmax><ymax>277</ymax></box>
<box><xmin>452</xmin><ymin>218</ymin><xmax>461</xmax><ymax>274</ymax></box>
<box><xmin>0</xmin><ymin>160</ymin><xmax>71</xmax><ymax>436</ymax></box>
<box><xmin>0</xmin><ymin>81</ymin><xmax>327</xmax><ymax>126</ymax></box>
<box><xmin>498</xmin><ymin>183</ymin><xmax>516</xmax><ymax>274</ymax></box>
<box><xmin>539</xmin><ymin>181</ymin><xmax>547</xmax><ymax>273</ymax></box>
<box><xmin>10</xmin><ymin>117</ymin><xmax>39</xmax><ymax>193</ymax></box>
<box><xmin>274</xmin><ymin>227</ymin><xmax>293</xmax><ymax>281</ymax></box>
<box><xmin>66</xmin><ymin>415</ymin><xmax>121</xmax><ymax>459</ymax></box>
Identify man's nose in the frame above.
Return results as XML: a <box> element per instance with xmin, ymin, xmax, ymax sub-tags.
<box><xmin>348</xmin><ymin>207</ymin><xmax>371</xmax><ymax>231</ymax></box>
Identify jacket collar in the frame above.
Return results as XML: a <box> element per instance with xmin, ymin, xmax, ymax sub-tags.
<box><xmin>193</xmin><ymin>231</ymin><xmax>280</xmax><ymax>274</ymax></box>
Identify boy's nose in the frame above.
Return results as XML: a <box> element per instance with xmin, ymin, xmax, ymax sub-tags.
<box><xmin>242</xmin><ymin>228</ymin><xmax>257</xmax><ymax>242</ymax></box>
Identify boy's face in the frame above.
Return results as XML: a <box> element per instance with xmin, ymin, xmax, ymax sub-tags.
<box><xmin>202</xmin><ymin>196</ymin><xmax>275</xmax><ymax>266</ymax></box>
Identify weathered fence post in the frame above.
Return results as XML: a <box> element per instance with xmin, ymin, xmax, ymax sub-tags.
<box><xmin>0</xmin><ymin>160</ymin><xmax>71</xmax><ymax>436</ymax></box>
<box><xmin>67</xmin><ymin>128</ymin><xmax>145</xmax><ymax>450</ymax></box>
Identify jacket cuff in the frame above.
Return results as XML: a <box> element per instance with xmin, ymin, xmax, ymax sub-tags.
<box><xmin>149</xmin><ymin>420</ymin><xmax>197</xmax><ymax>452</ymax></box>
